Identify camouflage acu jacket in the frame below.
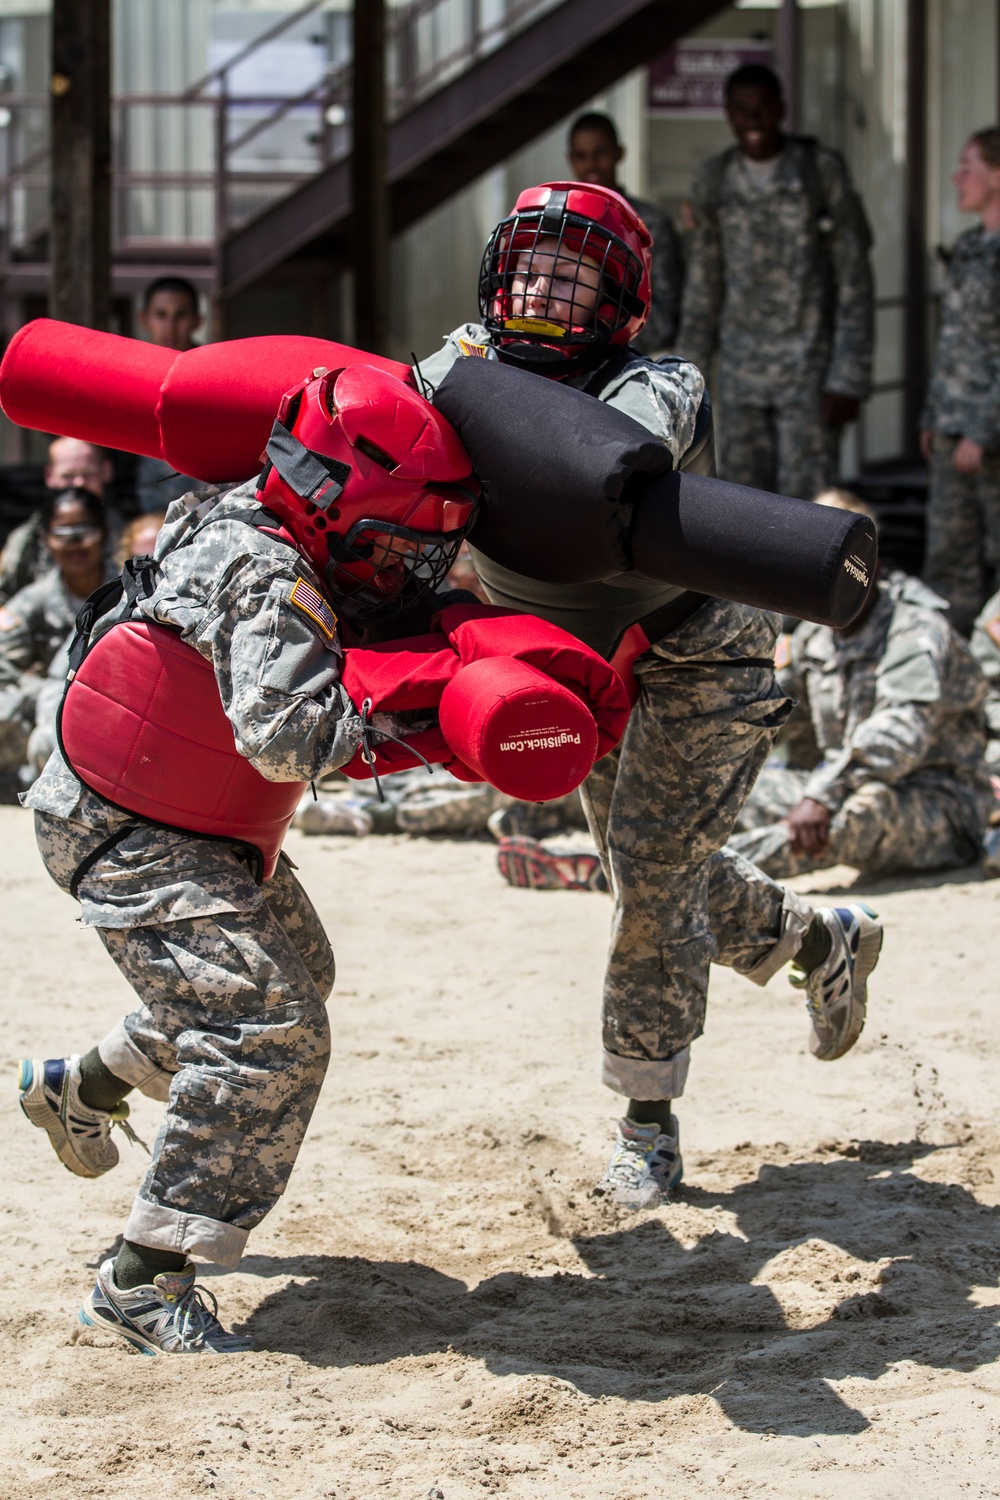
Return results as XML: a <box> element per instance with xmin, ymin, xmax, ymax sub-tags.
<box><xmin>24</xmin><ymin>482</ymin><xmax>363</xmax><ymax>824</ymax></box>
<box><xmin>678</xmin><ymin>136</ymin><xmax>874</xmax><ymax>402</ymax></box>
<box><xmin>778</xmin><ymin>573</ymin><xmax>991</xmax><ymax>814</ymax></box>
<box><xmin>922</xmin><ymin>226</ymin><xmax>1000</xmax><ymax>446</ymax></box>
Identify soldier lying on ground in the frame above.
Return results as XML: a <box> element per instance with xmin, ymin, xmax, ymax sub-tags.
<box><xmin>729</xmin><ymin>493</ymin><xmax>992</xmax><ymax>880</ymax></box>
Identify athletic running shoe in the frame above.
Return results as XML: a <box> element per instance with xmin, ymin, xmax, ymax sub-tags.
<box><xmin>80</xmin><ymin>1259</ymin><xmax>252</xmax><ymax>1356</ymax></box>
<box><xmin>17</xmin><ymin>1055</ymin><xmax>143</xmax><ymax>1178</ymax></box>
<box><xmin>789</xmin><ymin>903</ymin><xmax>883</xmax><ymax>1061</ymax></box>
<box><xmin>497</xmin><ymin>836</ymin><xmax>607</xmax><ymax>891</ymax></box>
<box><xmin>594</xmin><ymin>1117</ymin><xmax>683</xmax><ymax>1208</ymax></box>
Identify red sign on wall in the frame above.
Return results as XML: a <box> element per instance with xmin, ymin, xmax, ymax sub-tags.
<box><xmin>648</xmin><ymin>38</ymin><xmax>774</xmax><ymax>117</ymax></box>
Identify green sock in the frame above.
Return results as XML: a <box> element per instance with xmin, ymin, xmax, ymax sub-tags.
<box><xmin>77</xmin><ymin>1047</ymin><xmax>134</xmax><ymax>1113</ymax></box>
<box><xmin>794</xmin><ymin>913</ymin><xmax>833</xmax><ymax>974</ymax></box>
<box><xmin>113</xmin><ymin>1239</ymin><xmax>187</xmax><ymax>1291</ymax></box>
<box><xmin>627</xmin><ymin>1099</ymin><xmax>673</xmax><ymax>1135</ymax></box>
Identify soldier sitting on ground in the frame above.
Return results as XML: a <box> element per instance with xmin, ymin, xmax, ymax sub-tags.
<box><xmin>970</xmin><ymin>583</ymin><xmax>1000</xmax><ymax>769</ymax></box>
<box><xmin>728</xmin><ymin>492</ymin><xmax>992</xmax><ymax>880</ymax></box>
<box><xmin>0</xmin><ymin>489</ymin><xmax>115</xmax><ymax>799</ymax></box>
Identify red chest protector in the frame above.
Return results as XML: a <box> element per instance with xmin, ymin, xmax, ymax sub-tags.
<box><xmin>59</xmin><ymin>619</ymin><xmax>304</xmax><ymax>882</ymax></box>
<box><xmin>58</xmin><ymin>515</ymin><xmax>309</xmax><ymax>883</ymax></box>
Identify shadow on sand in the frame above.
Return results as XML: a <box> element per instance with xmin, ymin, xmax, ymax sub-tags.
<box><xmin>236</xmin><ymin>1139</ymin><xmax>1000</xmax><ymax>1437</ymax></box>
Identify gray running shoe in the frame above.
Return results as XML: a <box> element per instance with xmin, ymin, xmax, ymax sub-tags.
<box><xmin>80</xmin><ymin>1259</ymin><xmax>252</xmax><ymax>1356</ymax></box>
<box><xmin>595</xmin><ymin>1117</ymin><xmax>682</xmax><ymax>1208</ymax></box>
<box><xmin>790</xmin><ymin>903</ymin><xmax>883</xmax><ymax>1060</ymax></box>
<box><xmin>18</xmin><ymin>1055</ymin><xmax>136</xmax><ymax>1178</ymax></box>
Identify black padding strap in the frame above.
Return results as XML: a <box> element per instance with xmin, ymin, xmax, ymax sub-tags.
<box><xmin>432</xmin><ymin>357</ymin><xmax>672</xmax><ymax>584</ymax></box>
<box><xmin>540</xmin><ymin>189</ymin><xmax>569</xmax><ymax>236</ymax></box>
<box><xmin>69</xmin><ymin>823</ymin><xmax>139</xmax><ymax>900</ymax></box>
<box><xmin>264</xmin><ymin>419</ymin><xmax>349</xmax><ymax>507</ymax></box>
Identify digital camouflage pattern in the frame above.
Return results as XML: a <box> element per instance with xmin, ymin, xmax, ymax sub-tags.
<box><xmin>580</xmin><ymin>597</ymin><xmax>808</xmax><ymax>1099</ymax></box>
<box><xmin>730</xmin><ymin>573</ymin><xmax>992</xmax><ymax>878</ymax></box>
<box><xmin>0</xmin><ymin>565</ymin><xmax>98</xmax><ymax>777</ymax></box>
<box><xmin>677</xmin><ymin>137</ymin><xmax>874</xmax><ymax>498</ymax></box>
<box><xmin>922</xmin><ymin>228</ymin><xmax>1000</xmax><ymax>629</ymax></box>
<box><xmin>625</xmin><ymin>194</ymin><xmax>683</xmax><ymax>355</ymax></box>
<box><xmin>35</xmin><ymin>808</ymin><xmax>332</xmax><ymax>1267</ymax></box>
<box><xmin>969</xmin><ymin>584</ymin><xmax>1000</xmax><ymax>766</ymax></box>
<box><xmin>922</xmin><ymin>226</ymin><xmax>1000</xmax><ymax>446</ymax></box>
<box><xmin>417</xmin><ymin>329</ymin><xmax>816</xmax><ymax>1102</ymax></box>
<box><xmin>712</xmin><ymin>392</ymin><xmax>840</xmax><ymax>505</ymax></box>
<box><xmin>0</xmin><ymin>512</ymin><xmax>47</xmax><ymax>604</ymax></box>
<box><xmin>23</xmin><ymin>482</ymin><xmax>365</xmax><ymax>1265</ymax></box>
<box><xmin>923</xmin><ymin>437</ymin><xmax>1000</xmax><ymax>634</ymax></box>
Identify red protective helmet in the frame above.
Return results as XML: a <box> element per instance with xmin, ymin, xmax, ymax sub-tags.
<box><xmin>479</xmin><ymin>182</ymin><xmax>652</xmax><ymax>374</ymax></box>
<box><xmin>256</xmin><ymin>364</ymin><xmax>479</xmax><ymax>621</ymax></box>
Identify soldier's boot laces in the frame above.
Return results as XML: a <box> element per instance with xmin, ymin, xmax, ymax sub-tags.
<box><xmin>18</xmin><ymin>1054</ymin><xmax>148</xmax><ymax>1178</ymax></box>
<box><xmin>790</xmin><ymin>904</ymin><xmax>883</xmax><ymax>1061</ymax></box>
<box><xmin>594</xmin><ymin>1117</ymin><xmax>683</xmax><ymax>1209</ymax></box>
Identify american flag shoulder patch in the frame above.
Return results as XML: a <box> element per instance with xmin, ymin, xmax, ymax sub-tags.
<box><xmin>458</xmin><ymin>337</ymin><xmax>489</xmax><ymax>359</ymax></box>
<box><xmin>290</xmin><ymin>578</ymin><xmax>338</xmax><ymax>640</ymax></box>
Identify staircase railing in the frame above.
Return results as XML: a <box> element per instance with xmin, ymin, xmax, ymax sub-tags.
<box><xmin>0</xmin><ymin>0</ymin><xmax>564</xmax><ymax>282</ymax></box>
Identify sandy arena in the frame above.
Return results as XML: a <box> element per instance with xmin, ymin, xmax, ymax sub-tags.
<box><xmin>2</xmin><ymin>802</ymin><xmax>1000</xmax><ymax>1498</ymax></box>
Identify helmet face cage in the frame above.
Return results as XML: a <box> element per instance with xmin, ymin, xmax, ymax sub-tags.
<box><xmin>327</xmin><ymin>510</ymin><xmax>474</xmax><ymax>623</ymax></box>
<box><xmin>479</xmin><ymin>207</ymin><xmax>644</xmax><ymax>350</ymax></box>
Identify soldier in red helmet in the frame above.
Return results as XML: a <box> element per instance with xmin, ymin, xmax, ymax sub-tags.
<box><xmin>416</xmin><ymin>182</ymin><xmax>883</xmax><ymax>1210</ymax></box>
<box><xmin>14</xmin><ymin>365</ymin><xmax>483</xmax><ymax>1355</ymax></box>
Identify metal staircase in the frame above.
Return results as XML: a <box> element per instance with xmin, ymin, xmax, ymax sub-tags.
<box><xmin>0</xmin><ymin>0</ymin><xmax>730</xmax><ymax>308</ymax></box>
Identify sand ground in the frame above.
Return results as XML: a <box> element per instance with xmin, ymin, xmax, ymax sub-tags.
<box><xmin>2</xmin><ymin>803</ymin><xmax>1000</xmax><ymax>1499</ymax></box>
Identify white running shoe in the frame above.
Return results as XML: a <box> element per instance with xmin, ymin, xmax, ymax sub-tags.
<box><xmin>595</xmin><ymin>1117</ymin><xmax>682</xmax><ymax>1208</ymax></box>
<box><xmin>790</xmin><ymin>903</ymin><xmax>883</xmax><ymax>1061</ymax></box>
<box><xmin>18</xmin><ymin>1055</ymin><xmax>128</xmax><ymax>1178</ymax></box>
<box><xmin>81</xmin><ymin>1259</ymin><xmax>252</xmax><ymax>1355</ymax></box>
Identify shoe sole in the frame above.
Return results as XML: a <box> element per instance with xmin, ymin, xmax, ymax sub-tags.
<box><xmin>818</xmin><ymin>904</ymin><xmax>883</xmax><ymax>1061</ymax></box>
<box><xmin>18</xmin><ymin>1059</ymin><xmax>103</xmax><ymax>1179</ymax></box>
<box><xmin>79</xmin><ymin>1300</ymin><xmax>158</xmax><ymax>1357</ymax></box>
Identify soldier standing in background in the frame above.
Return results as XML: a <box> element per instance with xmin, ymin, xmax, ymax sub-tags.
<box><xmin>566</xmin><ymin>111</ymin><xmax>683</xmax><ymax>354</ymax></box>
<box><xmin>134</xmin><ymin>276</ymin><xmax>205</xmax><ymax>514</ymax></box>
<box><xmin>677</xmin><ymin>63</ymin><xmax>874</xmax><ymax>499</ymax></box>
<box><xmin>921</xmin><ymin>128</ymin><xmax>1000</xmax><ymax>635</ymax></box>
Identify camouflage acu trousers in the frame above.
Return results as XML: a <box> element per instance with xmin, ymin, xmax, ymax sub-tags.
<box><xmin>729</xmin><ymin>765</ymin><xmax>983</xmax><ymax>879</ymax></box>
<box><xmin>579</xmin><ymin>600</ymin><xmax>812</xmax><ymax>1101</ymax></box>
<box><xmin>924</xmin><ymin>436</ymin><xmax>1000</xmax><ymax>634</ymax></box>
<box><xmin>35</xmin><ymin>810</ymin><xmax>334</xmax><ymax>1268</ymax></box>
<box><xmin>716</xmin><ymin>391</ymin><xmax>840</xmax><ymax>501</ymax></box>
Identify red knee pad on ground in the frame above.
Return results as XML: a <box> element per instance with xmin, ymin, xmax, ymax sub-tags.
<box><xmin>438</xmin><ymin>657</ymin><xmax>598</xmax><ymax>799</ymax></box>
